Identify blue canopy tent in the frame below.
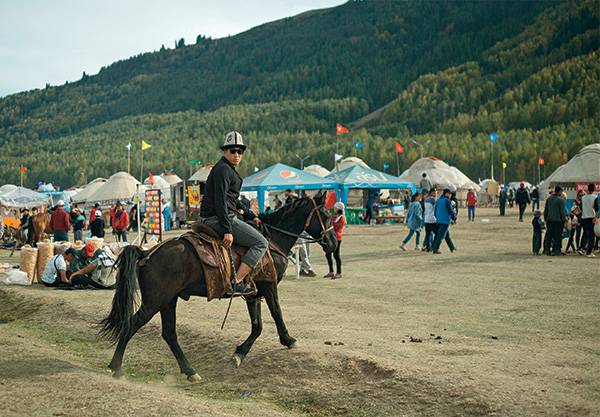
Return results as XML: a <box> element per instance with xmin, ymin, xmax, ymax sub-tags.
<box><xmin>241</xmin><ymin>163</ymin><xmax>338</xmax><ymax>212</ymax></box>
<box><xmin>326</xmin><ymin>164</ymin><xmax>416</xmax><ymax>206</ymax></box>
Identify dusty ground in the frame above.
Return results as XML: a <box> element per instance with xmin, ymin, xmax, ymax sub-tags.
<box><xmin>0</xmin><ymin>207</ymin><xmax>598</xmax><ymax>417</ymax></box>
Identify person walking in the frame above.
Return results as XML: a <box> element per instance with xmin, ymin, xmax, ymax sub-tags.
<box><xmin>325</xmin><ymin>202</ymin><xmax>346</xmax><ymax>279</ymax></box>
<box><xmin>466</xmin><ymin>188</ymin><xmax>477</xmax><ymax>222</ymax></box>
<box><xmin>71</xmin><ymin>208</ymin><xmax>86</xmax><ymax>242</ymax></box>
<box><xmin>543</xmin><ymin>186</ymin><xmax>566</xmax><ymax>256</ymax></box>
<box><xmin>419</xmin><ymin>173</ymin><xmax>433</xmax><ymax>193</ymax></box>
<box><xmin>515</xmin><ymin>182</ymin><xmax>531</xmax><ymax>222</ymax></box>
<box><xmin>532</xmin><ymin>210</ymin><xmax>544</xmax><ymax>255</ymax></box>
<box><xmin>531</xmin><ymin>187</ymin><xmax>540</xmax><ymax>212</ymax></box>
<box><xmin>112</xmin><ymin>203</ymin><xmax>129</xmax><ymax>242</ymax></box>
<box><xmin>400</xmin><ymin>193</ymin><xmax>423</xmax><ymax>251</ymax></box>
<box><xmin>431</xmin><ymin>189</ymin><xmax>456</xmax><ymax>254</ymax></box>
<box><xmin>499</xmin><ymin>186</ymin><xmax>507</xmax><ymax>216</ymax></box>
<box><xmin>49</xmin><ymin>200</ymin><xmax>70</xmax><ymax>242</ymax></box>
<box><xmin>565</xmin><ymin>212</ymin><xmax>578</xmax><ymax>253</ymax></box>
<box><xmin>578</xmin><ymin>183</ymin><xmax>598</xmax><ymax>257</ymax></box>
<box><xmin>423</xmin><ymin>188</ymin><xmax>437</xmax><ymax>252</ymax></box>
<box><xmin>90</xmin><ymin>210</ymin><xmax>105</xmax><ymax>238</ymax></box>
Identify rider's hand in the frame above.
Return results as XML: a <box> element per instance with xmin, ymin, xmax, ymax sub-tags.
<box><xmin>252</xmin><ymin>217</ymin><xmax>261</xmax><ymax>224</ymax></box>
<box><xmin>223</xmin><ymin>233</ymin><xmax>234</xmax><ymax>248</ymax></box>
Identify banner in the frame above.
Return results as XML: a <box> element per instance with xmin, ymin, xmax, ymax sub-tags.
<box><xmin>187</xmin><ymin>185</ymin><xmax>201</xmax><ymax>208</ymax></box>
<box><xmin>144</xmin><ymin>189</ymin><xmax>162</xmax><ymax>236</ymax></box>
<box><xmin>575</xmin><ymin>183</ymin><xmax>600</xmax><ymax>193</ymax></box>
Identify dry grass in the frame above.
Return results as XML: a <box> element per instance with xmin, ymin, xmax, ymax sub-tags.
<box><xmin>0</xmin><ymin>207</ymin><xmax>598</xmax><ymax>417</ymax></box>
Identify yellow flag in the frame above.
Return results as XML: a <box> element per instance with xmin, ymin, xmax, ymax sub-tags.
<box><xmin>141</xmin><ymin>140</ymin><xmax>152</xmax><ymax>151</ymax></box>
<box><xmin>502</xmin><ymin>162</ymin><xmax>507</xmax><ymax>169</ymax></box>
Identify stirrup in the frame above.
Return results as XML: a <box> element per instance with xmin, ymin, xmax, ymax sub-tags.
<box><xmin>227</xmin><ymin>280</ymin><xmax>256</xmax><ymax>297</ymax></box>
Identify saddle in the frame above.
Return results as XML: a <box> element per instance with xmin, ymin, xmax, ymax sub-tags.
<box><xmin>183</xmin><ymin>223</ymin><xmax>280</xmax><ymax>301</ymax></box>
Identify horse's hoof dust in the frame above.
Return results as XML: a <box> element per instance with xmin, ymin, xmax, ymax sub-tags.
<box><xmin>187</xmin><ymin>373</ymin><xmax>202</xmax><ymax>383</ymax></box>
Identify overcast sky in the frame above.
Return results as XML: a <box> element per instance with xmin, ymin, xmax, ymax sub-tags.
<box><xmin>0</xmin><ymin>0</ymin><xmax>343</xmax><ymax>97</ymax></box>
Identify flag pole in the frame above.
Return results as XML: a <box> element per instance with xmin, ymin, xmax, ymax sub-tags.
<box><xmin>395</xmin><ymin>150</ymin><xmax>400</xmax><ymax>176</ymax></box>
<box><xmin>20</xmin><ymin>166</ymin><xmax>23</xmax><ymax>187</ymax></box>
<box><xmin>127</xmin><ymin>147</ymin><xmax>131</xmax><ymax>174</ymax></box>
<box><xmin>490</xmin><ymin>140</ymin><xmax>494</xmax><ymax>181</ymax></box>
<box><xmin>140</xmin><ymin>142</ymin><xmax>144</xmax><ymax>183</ymax></box>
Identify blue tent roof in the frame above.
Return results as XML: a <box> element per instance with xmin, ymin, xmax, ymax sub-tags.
<box><xmin>242</xmin><ymin>163</ymin><xmax>338</xmax><ymax>191</ymax></box>
<box><xmin>326</xmin><ymin>165</ymin><xmax>416</xmax><ymax>192</ymax></box>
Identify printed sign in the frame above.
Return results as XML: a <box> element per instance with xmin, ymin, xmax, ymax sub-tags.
<box><xmin>187</xmin><ymin>185</ymin><xmax>201</xmax><ymax>208</ymax></box>
<box><xmin>575</xmin><ymin>183</ymin><xmax>600</xmax><ymax>193</ymax></box>
<box><xmin>144</xmin><ymin>189</ymin><xmax>162</xmax><ymax>237</ymax></box>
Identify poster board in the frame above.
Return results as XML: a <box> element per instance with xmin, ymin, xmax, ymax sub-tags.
<box><xmin>144</xmin><ymin>189</ymin><xmax>162</xmax><ymax>241</ymax></box>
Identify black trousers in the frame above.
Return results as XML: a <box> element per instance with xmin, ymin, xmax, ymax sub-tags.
<box><xmin>544</xmin><ymin>221</ymin><xmax>563</xmax><ymax>255</ymax></box>
<box><xmin>580</xmin><ymin>218</ymin><xmax>595</xmax><ymax>255</ymax></box>
<box><xmin>424</xmin><ymin>223</ymin><xmax>436</xmax><ymax>250</ymax></box>
<box><xmin>533</xmin><ymin>231</ymin><xmax>542</xmax><ymax>254</ymax></box>
<box><xmin>71</xmin><ymin>275</ymin><xmax>110</xmax><ymax>289</ymax></box>
<box><xmin>518</xmin><ymin>203</ymin><xmax>527</xmax><ymax>221</ymax></box>
<box><xmin>326</xmin><ymin>240</ymin><xmax>342</xmax><ymax>274</ymax></box>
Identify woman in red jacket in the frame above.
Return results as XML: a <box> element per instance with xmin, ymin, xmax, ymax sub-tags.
<box><xmin>325</xmin><ymin>201</ymin><xmax>346</xmax><ymax>279</ymax></box>
<box><xmin>112</xmin><ymin>202</ymin><xmax>129</xmax><ymax>242</ymax></box>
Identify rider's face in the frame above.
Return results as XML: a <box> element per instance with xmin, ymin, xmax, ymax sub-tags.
<box><xmin>223</xmin><ymin>147</ymin><xmax>243</xmax><ymax>167</ymax></box>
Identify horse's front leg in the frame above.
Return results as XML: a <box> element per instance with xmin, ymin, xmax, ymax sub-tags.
<box><xmin>232</xmin><ymin>297</ymin><xmax>263</xmax><ymax>367</ymax></box>
<box><xmin>263</xmin><ymin>283</ymin><xmax>296</xmax><ymax>348</ymax></box>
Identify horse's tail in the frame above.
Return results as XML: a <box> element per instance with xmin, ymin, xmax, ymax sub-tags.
<box><xmin>99</xmin><ymin>245</ymin><xmax>146</xmax><ymax>343</ymax></box>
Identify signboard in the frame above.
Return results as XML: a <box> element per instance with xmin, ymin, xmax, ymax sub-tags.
<box><xmin>575</xmin><ymin>183</ymin><xmax>600</xmax><ymax>193</ymax></box>
<box><xmin>187</xmin><ymin>185</ymin><xmax>201</xmax><ymax>208</ymax></box>
<box><xmin>144</xmin><ymin>189</ymin><xmax>162</xmax><ymax>240</ymax></box>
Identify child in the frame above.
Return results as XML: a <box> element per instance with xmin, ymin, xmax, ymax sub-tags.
<box><xmin>565</xmin><ymin>212</ymin><xmax>578</xmax><ymax>253</ymax></box>
<box><xmin>532</xmin><ymin>210</ymin><xmax>545</xmax><ymax>255</ymax></box>
<box><xmin>325</xmin><ymin>202</ymin><xmax>346</xmax><ymax>279</ymax></box>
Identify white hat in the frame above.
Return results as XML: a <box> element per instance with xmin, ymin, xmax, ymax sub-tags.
<box><xmin>221</xmin><ymin>131</ymin><xmax>246</xmax><ymax>150</ymax></box>
<box><xmin>57</xmin><ymin>200</ymin><xmax>65</xmax><ymax>206</ymax></box>
<box><xmin>333</xmin><ymin>201</ymin><xmax>345</xmax><ymax>211</ymax></box>
<box><xmin>95</xmin><ymin>210</ymin><xmax>102</xmax><ymax>217</ymax></box>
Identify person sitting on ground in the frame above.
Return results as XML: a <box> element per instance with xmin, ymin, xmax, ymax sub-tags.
<box><xmin>41</xmin><ymin>248</ymin><xmax>76</xmax><ymax>287</ymax></box>
<box><xmin>324</xmin><ymin>201</ymin><xmax>345</xmax><ymax>279</ymax></box>
<box><xmin>68</xmin><ymin>243</ymin><xmax>116</xmax><ymax>289</ymax></box>
<box><xmin>90</xmin><ymin>210</ymin><xmax>105</xmax><ymax>238</ymax></box>
<box><xmin>532</xmin><ymin>210</ymin><xmax>544</xmax><ymax>256</ymax></box>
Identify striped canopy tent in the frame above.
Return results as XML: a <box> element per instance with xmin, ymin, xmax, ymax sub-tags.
<box><xmin>242</xmin><ymin>163</ymin><xmax>338</xmax><ymax>212</ymax></box>
<box><xmin>326</xmin><ymin>164</ymin><xmax>416</xmax><ymax>206</ymax></box>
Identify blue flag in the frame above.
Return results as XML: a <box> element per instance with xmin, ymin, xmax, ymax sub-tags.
<box><xmin>383</xmin><ymin>163</ymin><xmax>390</xmax><ymax>171</ymax></box>
<box><xmin>354</xmin><ymin>142</ymin><xmax>363</xmax><ymax>150</ymax></box>
<box><xmin>490</xmin><ymin>133</ymin><xmax>498</xmax><ymax>142</ymax></box>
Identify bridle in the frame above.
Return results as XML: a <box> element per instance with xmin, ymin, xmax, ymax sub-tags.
<box><xmin>264</xmin><ymin>197</ymin><xmax>334</xmax><ymax>244</ymax></box>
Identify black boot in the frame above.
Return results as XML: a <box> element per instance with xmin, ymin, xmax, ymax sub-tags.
<box><xmin>228</xmin><ymin>280</ymin><xmax>256</xmax><ymax>296</ymax></box>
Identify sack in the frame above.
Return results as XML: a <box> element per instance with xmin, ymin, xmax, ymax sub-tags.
<box><xmin>36</xmin><ymin>241</ymin><xmax>54</xmax><ymax>284</ymax></box>
<box><xmin>19</xmin><ymin>245</ymin><xmax>38</xmax><ymax>284</ymax></box>
<box><xmin>594</xmin><ymin>220</ymin><xmax>600</xmax><ymax>238</ymax></box>
<box><xmin>2</xmin><ymin>270</ymin><xmax>30</xmax><ymax>286</ymax></box>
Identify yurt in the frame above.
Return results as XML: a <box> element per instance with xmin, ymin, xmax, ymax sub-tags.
<box><xmin>161</xmin><ymin>171</ymin><xmax>183</xmax><ymax>186</ymax></box>
<box><xmin>336</xmin><ymin>157</ymin><xmax>369</xmax><ymax>171</ymax></box>
<box><xmin>304</xmin><ymin>164</ymin><xmax>330</xmax><ymax>177</ymax></box>
<box><xmin>86</xmin><ymin>172</ymin><xmax>144</xmax><ymax>205</ymax></box>
<box><xmin>399</xmin><ymin>157</ymin><xmax>480</xmax><ymax>202</ymax></box>
<box><xmin>189</xmin><ymin>164</ymin><xmax>214</xmax><ymax>182</ymax></box>
<box><xmin>0</xmin><ymin>184</ymin><xmax>18</xmax><ymax>195</ymax></box>
<box><xmin>71</xmin><ymin>178</ymin><xmax>107</xmax><ymax>204</ymax></box>
<box><xmin>143</xmin><ymin>175</ymin><xmax>171</xmax><ymax>202</ymax></box>
<box><xmin>539</xmin><ymin>143</ymin><xmax>600</xmax><ymax>199</ymax></box>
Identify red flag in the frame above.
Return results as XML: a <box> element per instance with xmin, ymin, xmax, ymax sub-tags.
<box><xmin>538</xmin><ymin>157</ymin><xmax>545</xmax><ymax>166</ymax></box>
<box><xmin>395</xmin><ymin>143</ymin><xmax>404</xmax><ymax>153</ymax></box>
<box><xmin>336</xmin><ymin>123</ymin><xmax>349</xmax><ymax>135</ymax></box>
<box><xmin>148</xmin><ymin>171</ymin><xmax>155</xmax><ymax>185</ymax></box>
<box><xmin>20</xmin><ymin>165</ymin><xmax>27</xmax><ymax>172</ymax></box>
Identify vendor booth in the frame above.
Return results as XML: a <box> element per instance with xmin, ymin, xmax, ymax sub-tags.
<box><xmin>242</xmin><ymin>163</ymin><xmax>337</xmax><ymax>213</ymax></box>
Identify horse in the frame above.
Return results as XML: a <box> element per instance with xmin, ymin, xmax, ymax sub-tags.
<box><xmin>30</xmin><ymin>212</ymin><xmax>51</xmax><ymax>246</ymax></box>
<box><xmin>100</xmin><ymin>191</ymin><xmax>337</xmax><ymax>382</ymax></box>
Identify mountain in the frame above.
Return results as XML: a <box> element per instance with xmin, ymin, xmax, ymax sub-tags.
<box><xmin>0</xmin><ymin>0</ymin><xmax>598</xmax><ymax>187</ymax></box>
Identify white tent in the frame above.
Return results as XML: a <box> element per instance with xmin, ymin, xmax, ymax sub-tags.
<box><xmin>71</xmin><ymin>178</ymin><xmax>107</xmax><ymax>204</ymax></box>
<box><xmin>189</xmin><ymin>165</ymin><xmax>214</xmax><ymax>182</ymax></box>
<box><xmin>161</xmin><ymin>172</ymin><xmax>183</xmax><ymax>185</ymax></box>
<box><xmin>304</xmin><ymin>164</ymin><xmax>330</xmax><ymax>177</ymax></box>
<box><xmin>399</xmin><ymin>157</ymin><xmax>480</xmax><ymax>196</ymax></box>
<box><xmin>0</xmin><ymin>184</ymin><xmax>18</xmax><ymax>195</ymax></box>
<box><xmin>336</xmin><ymin>157</ymin><xmax>369</xmax><ymax>171</ymax></box>
<box><xmin>143</xmin><ymin>175</ymin><xmax>171</xmax><ymax>202</ymax></box>
<box><xmin>0</xmin><ymin>186</ymin><xmax>52</xmax><ymax>208</ymax></box>
<box><xmin>538</xmin><ymin>143</ymin><xmax>600</xmax><ymax>198</ymax></box>
<box><xmin>86</xmin><ymin>172</ymin><xmax>145</xmax><ymax>205</ymax></box>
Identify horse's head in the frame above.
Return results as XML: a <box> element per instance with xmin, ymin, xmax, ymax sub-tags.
<box><xmin>302</xmin><ymin>190</ymin><xmax>337</xmax><ymax>254</ymax></box>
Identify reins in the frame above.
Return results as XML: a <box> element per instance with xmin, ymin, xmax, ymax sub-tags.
<box><xmin>263</xmin><ymin>197</ymin><xmax>333</xmax><ymax>243</ymax></box>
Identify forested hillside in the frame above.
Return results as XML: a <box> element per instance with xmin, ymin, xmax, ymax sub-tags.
<box><xmin>0</xmin><ymin>0</ymin><xmax>598</xmax><ymax>187</ymax></box>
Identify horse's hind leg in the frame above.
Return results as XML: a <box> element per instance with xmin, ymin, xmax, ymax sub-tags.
<box><xmin>263</xmin><ymin>283</ymin><xmax>296</xmax><ymax>348</ymax></box>
<box><xmin>108</xmin><ymin>304</ymin><xmax>157</xmax><ymax>378</ymax></box>
<box><xmin>160</xmin><ymin>297</ymin><xmax>200</xmax><ymax>382</ymax></box>
<box><xmin>232</xmin><ymin>297</ymin><xmax>263</xmax><ymax>367</ymax></box>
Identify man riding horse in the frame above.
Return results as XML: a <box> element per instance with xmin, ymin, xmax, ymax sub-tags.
<box><xmin>199</xmin><ymin>131</ymin><xmax>267</xmax><ymax>296</ymax></box>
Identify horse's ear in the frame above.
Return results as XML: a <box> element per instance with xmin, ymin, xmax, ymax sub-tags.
<box><xmin>314</xmin><ymin>189</ymin><xmax>326</xmax><ymax>204</ymax></box>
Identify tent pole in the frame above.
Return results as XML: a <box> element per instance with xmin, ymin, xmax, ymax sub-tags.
<box><xmin>136</xmin><ymin>184</ymin><xmax>142</xmax><ymax>244</ymax></box>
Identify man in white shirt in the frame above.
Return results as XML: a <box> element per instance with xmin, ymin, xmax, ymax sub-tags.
<box><xmin>41</xmin><ymin>248</ymin><xmax>76</xmax><ymax>287</ymax></box>
<box><xmin>579</xmin><ymin>183</ymin><xmax>598</xmax><ymax>257</ymax></box>
<box><xmin>423</xmin><ymin>188</ymin><xmax>437</xmax><ymax>252</ymax></box>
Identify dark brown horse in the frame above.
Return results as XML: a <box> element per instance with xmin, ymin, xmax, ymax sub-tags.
<box><xmin>100</xmin><ymin>191</ymin><xmax>336</xmax><ymax>381</ymax></box>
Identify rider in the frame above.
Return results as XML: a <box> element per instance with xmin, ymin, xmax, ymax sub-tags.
<box><xmin>200</xmin><ymin>131</ymin><xmax>268</xmax><ymax>296</ymax></box>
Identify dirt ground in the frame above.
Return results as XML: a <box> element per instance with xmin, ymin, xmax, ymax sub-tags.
<box><xmin>1</xmin><ymin>207</ymin><xmax>598</xmax><ymax>417</ymax></box>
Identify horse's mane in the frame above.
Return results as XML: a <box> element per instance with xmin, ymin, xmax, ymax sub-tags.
<box><xmin>263</xmin><ymin>198</ymin><xmax>308</xmax><ymax>228</ymax></box>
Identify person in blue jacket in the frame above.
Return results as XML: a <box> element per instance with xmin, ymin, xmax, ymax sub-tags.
<box><xmin>400</xmin><ymin>193</ymin><xmax>423</xmax><ymax>251</ymax></box>
<box><xmin>431</xmin><ymin>189</ymin><xmax>457</xmax><ymax>254</ymax></box>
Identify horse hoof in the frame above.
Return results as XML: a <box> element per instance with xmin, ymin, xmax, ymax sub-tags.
<box><xmin>231</xmin><ymin>353</ymin><xmax>244</xmax><ymax>368</ymax></box>
<box><xmin>287</xmin><ymin>341</ymin><xmax>298</xmax><ymax>350</ymax></box>
<box><xmin>187</xmin><ymin>373</ymin><xmax>202</xmax><ymax>383</ymax></box>
<box><xmin>112</xmin><ymin>369</ymin><xmax>124</xmax><ymax>379</ymax></box>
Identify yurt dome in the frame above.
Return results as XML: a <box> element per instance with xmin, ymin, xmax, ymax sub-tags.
<box><xmin>399</xmin><ymin>157</ymin><xmax>480</xmax><ymax>194</ymax></box>
<box><xmin>336</xmin><ymin>157</ymin><xmax>369</xmax><ymax>171</ymax></box>
<box><xmin>161</xmin><ymin>171</ymin><xmax>183</xmax><ymax>185</ymax></box>
<box><xmin>189</xmin><ymin>164</ymin><xmax>214</xmax><ymax>182</ymax></box>
<box><xmin>71</xmin><ymin>178</ymin><xmax>107</xmax><ymax>204</ymax></box>
<box><xmin>304</xmin><ymin>164</ymin><xmax>331</xmax><ymax>177</ymax></box>
<box><xmin>86</xmin><ymin>172</ymin><xmax>144</xmax><ymax>205</ymax></box>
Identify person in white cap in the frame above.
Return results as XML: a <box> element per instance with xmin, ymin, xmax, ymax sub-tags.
<box><xmin>200</xmin><ymin>131</ymin><xmax>267</xmax><ymax>296</ymax></box>
<box><xmin>324</xmin><ymin>201</ymin><xmax>346</xmax><ymax>279</ymax></box>
<box><xmin>50</xmin><ymin>200</ymin><xmax>70</xmax><ymax>242</ymax></box>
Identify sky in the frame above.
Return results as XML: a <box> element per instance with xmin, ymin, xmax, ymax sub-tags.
<box><xmin>0</xmin><ymin>0</ymin><xmax>344</xmax><ymax>97</ymax></box>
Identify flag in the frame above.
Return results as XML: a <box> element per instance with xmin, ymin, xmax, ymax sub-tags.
<box><xmin>126</xmin><ymin>143</ymin><xmax>131</xmax><ymax>151</ymax></box>
<box><xmin>141</xmin><ymin>140</ymin><xmax>152</xmax><ymax>150</ymax></box>
<box><xmin>20</xmin><ymin>165</ymin><xmax>27</xmax><ymax>172</ymax></box>
<box><xmin>191</xmin><ymin>159</ymin><xmax>196</xmax><ymax>165</ymax></box>
<box><xmin>148</xmin><ymin>171</ymin><xmax>155</xmax><ymax>185</ymax></box>
<box><xmin>336</xmin><ymin>123</ymin><xmax>349</xmax><ymax>135</ymax></box>
<box><xmin>254</xmin><ymin>167</ymin><xmax>259</xmax><ymax>172</ymax></box>
<box><xmin>354</xmin><ymin>142</ymin><xmax>363</xmax><ymax>150</ymax></box>
<box><xmin>383</xmin><ymin>163</ymin><xmax>390</xmax><ymax>171</ymax></box>
<box><xmin>334</xmin><ymin>153</ymin><xmax>343</xmax><ymax>162</ymax></box>
<box><xmin>395</xmin><ymin>142</ymin><xmax>404</xmax><ymax>153</ymax></box>
<box><xmin>502</xmin><ymin>162</ymin><xmax>507</xmax><ymax>169</ymax></box>
<box><xmin>489</xmin><ymin>133</ymin><xmax>498</xmax><ymax>142</ymax></box>
<box><xmin>538</xmin><ymin>157</ymin><xmax>545</xmax><ymax>166</ymax></box>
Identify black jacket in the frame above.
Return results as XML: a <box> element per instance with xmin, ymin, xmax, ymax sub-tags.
<box><xmin>515</xmin><ymin>188</ymin><xmax>530</xmax><ymax>205</ymax></box>
<box><xmin>90</xmin><ymin>218</ymin><xmax>105</xmax><ymax>238</ymax></box>
<box><xmin>200</xmin><ymin>157</ymin><xmax>244</xmax><ymax>235</ymax></box>
<box><xmin>543</xmin><ymin>195</ymin><xmax>566</xmax><ymax>223</ymax></box>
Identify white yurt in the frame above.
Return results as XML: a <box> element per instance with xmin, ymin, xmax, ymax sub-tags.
<box><xmin>143</xmin><ymin>175</ymin><xmax>171</xmax><ymax>202</ymax></box>
<box><xmin>336</xmin><ymin>157</ymin><xmax>369</xmax><ymax>171</ymax></box>
<box><xmin>0</xmin><ymin>184</ymin><xmax>18</xmax><ymax>195</ymax></box>
<box><xmin>189</xmin><ymin>165</ymin><xmax>214</xmax><ymax>182</ymax></box>
<box><xmin>161</xmin><ymin>171</ymin><xmax>183</xmax><ymax>186</ymax></box>
<box><xmin>71</xmin><ymin>178</ymin><xmax>107</xmax><ymax>204</ymax></box>
<box><xmin>538</xmin><ymin>143</ymin><xmax>600</xmax><ymax>199</ymax></box>
<box><xmin>304</xmin><ymin>164</ymin><xmax>330</xmax><ymax>177</ymax></box>
<box><xmin>86</xmin><ymin>172</ymin><xmax>145</xmax><ymax>205</ymax></box>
